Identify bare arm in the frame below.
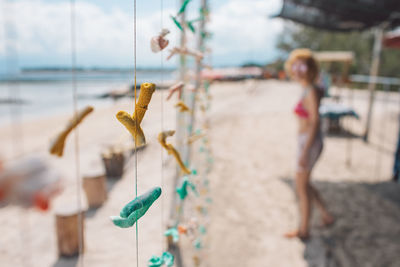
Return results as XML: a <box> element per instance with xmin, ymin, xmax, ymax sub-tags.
<box><xmin>302</xmin><ymin>88</ymin><xmax>320</xmax><ymax>156</ymax></box>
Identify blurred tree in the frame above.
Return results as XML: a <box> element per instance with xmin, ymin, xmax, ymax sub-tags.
<box><xmin>276</xmin><ymin>22</ymin><xmax>400</xmax><ymax>78</ymax></box>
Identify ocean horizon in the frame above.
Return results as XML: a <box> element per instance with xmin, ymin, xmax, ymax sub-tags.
<box><xmin>0</xmin><ymin>69</ymin><xmax>175</xmax><ymax>126</ymax></box>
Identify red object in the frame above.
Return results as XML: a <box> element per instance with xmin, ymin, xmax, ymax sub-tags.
<box><xmin>178</xmin><ymin>225</ymin><xmax>187</xmax><ymax>234</ymax></box>
<box><xmin>0</xmin><ymin>188</ymin><xmax>5</xmax><ymax>201</ymax></box>
<box><xmin>294</xmin><ymin>100</ymin><xmax>309</xmax><ymax>118</ymax></box>
<box><xmin>33</xmin><ymin>192</ymin><xmax>49</xmax><ymax>211</ymax></box>
<box><xmin>383</xmin><ymin>34</ymin><xmax>400</xmax><ymax>49</ymax></box>
<box><xmin>278</xmin><ymin>70</ymin><xmax>286</xmax><ymax>80</ymax></box>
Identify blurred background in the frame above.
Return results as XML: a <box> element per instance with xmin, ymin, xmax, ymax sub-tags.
<box><xmin>1</xmin><ymin>0</ymin><xmax>400</xmax><ymax>266</ymax></box>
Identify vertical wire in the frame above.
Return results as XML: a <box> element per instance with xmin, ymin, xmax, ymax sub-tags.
<box><xmin>176</xmin><ymin>0</ymin><xmax>186</xmax><ymax>226</ymax></box>
<box><xmin>397</xmin><ymin>86</ymin><xmax>400</xmax><ymax>182</ymax></box>
<box><xmin>4</xmin><ymin>1</ymin><xmax>23</xmax><ymax>157</ymax></box>
<box><xmin>133</xmin><ymin>0</ymin><xmax>139</xmax><ymax>265</ymax></box>
<box><xmin>3</xmin><ymin>1</ymin><xmax>30</xmax><ymax>265</ymax></box>
<box><xmin>346</xmin><ymin>83</ymin><xmax>354</xmax><ymax>168</ymax></box>
<box><xmin>375</xmin><ymin>83</ymin><xmax>390</xmax><ymax>180</ymax></box>
<box><xmin>69</xmin><ymin>0</ymin><xmax>83</xmax><ymax>266</ymax></box>
<box><xmin>160</xmin><ymin>0</ymin><xmax>165</xmax><ymax>252</ymax></box>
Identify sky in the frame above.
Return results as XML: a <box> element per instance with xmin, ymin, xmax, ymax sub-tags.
<box><xmin>0</xmin><ymin>0</ymin><xmax>284</xmax><ymax>70</ymax></box>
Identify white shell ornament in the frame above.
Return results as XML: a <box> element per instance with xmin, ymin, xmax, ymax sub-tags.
<box><xmin>151</xmin><ymin>29</ymin><xmax>170</xmax><ymax>53</ymax></box>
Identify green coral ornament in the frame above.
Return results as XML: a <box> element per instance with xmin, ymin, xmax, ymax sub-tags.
<box><xmin>186</xmin><ymin>17</ymin><xmax>203</xmax><ymax>33</ymax></box>
<box><xmin>171</xmin><ymin>0</ymin><xmax>203</xmax><ymax>33</ymax></box>
<box><xmin>148</xmin><ymin>256</ymin><xmax>163</xmax><ymax>267</ymax></box>
<box><xmin>162</xmin><ymin>251</ymin><xmax>174</xmax><ymax>266</ymax></box>
<box><xmin>178</xmin><ymin>0</ymin><xmax>192</xmax><ymax>15</ymax></box>
<box><xmin>187</xmin><ymin>20</ymin><xmax>196</xmax><ymax>33</ymax></box>
<box><xmin>193</xmin><ymin>238</ymin><xmax>202</xmax><ymax>250</ymax></box>
<box><xmin>176</xmin><ymin>177</ymin><xmax>198</xmax><ymax>200</ymax></box>
<box><xmin>171</xmin><ymin>16</ymin><xmax>183</xmax><ymax>31</ymax></box>
<box><xmin>199</xmin><ymin>225</ymin><xmax>207</xmax><ymax>235</ymax></box>
<box><xmin>111</xmin><ymin>187</ymin><xmax>162</xmax><ymax>228</ymax></box>
<box><xmin>148</xmin><ymin>251</ymin><xmax>174</xmax><ymax>267</ymax></box>
<box><xmin>164</xmin><ymin>227</ymin><xmax>179</xmax><ymax>242</ymax></box>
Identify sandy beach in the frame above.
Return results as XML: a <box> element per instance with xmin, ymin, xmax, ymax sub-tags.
<box><xmin>0</xmin><ymin>80</ymin><xmax>399</xmax><ymax>267</ymax></box>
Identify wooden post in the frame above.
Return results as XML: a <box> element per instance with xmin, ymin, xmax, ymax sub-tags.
<box><xmin>186</xmin><ymin>0</ymin><xmax>207</xmax><ymax>164</ymax></box>
<box><xmin>168</xmin><ymin>1</ymin><xmax>187</xmax><ymax>267</ymax></box>
<box><xmin>363</xmin><ymin>26</ymin><xmax>384</xmax><ymax>142</ymax></box>
<box><xmin>344</xmin><ymin>60</ymin><xmax>352</xmax><ymax>168</ymax></box>
<box><xmin>171</xmin><ymin>0</ymin><xmax>187</xmax><ymax>225</ymax></box>
<box><xmin>82</xmin><ymin>174</ymin><xmax>107</xmax><ymax>208</ymax></box>
<box><xmin>55</xmin><ymin>206</ymin><xmax>85</xmax><ymax>257</ymax></box>
<box><xmin>166</xmin><ymin>225</ymin><xmax>184</xmax><ymax>267</ymax></box>
<box><xmin>101</xmin><ymin>148</ymin><xmax>125</xmax><ymax>179</ymax></box>
<box><xmin>346</xmin><ymin>83</ymin><xmax>354</xmax><ymax>168</ymax></box>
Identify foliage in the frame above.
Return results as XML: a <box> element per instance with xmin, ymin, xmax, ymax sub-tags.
<box><xmin>276</xmin><ymin>22</ymin><xmax>400</xmax><ymax>78</ymax></box>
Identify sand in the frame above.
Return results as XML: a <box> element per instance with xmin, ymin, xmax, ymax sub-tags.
<box><xmin>205</xmin><ymin>80</ymin><xmax>400</xmax><ymax>267</ymax></box>
<box><xmin>0</xmin><ymin>80</ymin><xmax>399</xmax><ymax>267</ymax></box>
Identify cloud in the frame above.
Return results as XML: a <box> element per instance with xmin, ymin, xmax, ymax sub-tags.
<box><xmin>0</xmin><ymin>0</ymin><xmax>179</xmax><ymax>67</ymax></box>
<box><xmin>209</xmin><ymin>0</ymin><xmax>283</xmax><ymax>65</ymax></box>
<box><xmin>0</xmin><ymin>0</ymin><xmax>283</xmax><ymax>67</ymax></box>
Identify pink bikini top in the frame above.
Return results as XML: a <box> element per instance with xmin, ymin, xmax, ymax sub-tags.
<box><xmin>294</xmin><ymin>87</ymin><xmax>311</xmax><ymax>118</ymax></box>
<box><xmin>294</xmin><ymin>100</ymin><xmax>309</xmax><ymax>118</ymax></box>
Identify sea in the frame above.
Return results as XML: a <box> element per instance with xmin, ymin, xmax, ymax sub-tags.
<box><xmin>0</xmin><ymin>69</ymin><xmax>175</xmax><ymax>126</ymax></box>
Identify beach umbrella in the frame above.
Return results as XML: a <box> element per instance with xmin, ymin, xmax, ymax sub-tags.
<box><xmin>273</xmin><ymin>0</ymin><xmax>400</xmax><ymax>32</ymax></box>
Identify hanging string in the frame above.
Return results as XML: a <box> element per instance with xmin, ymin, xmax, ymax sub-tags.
<box><xmin>132</xmin><ymin>0</ymin><xmax>139</xmax><ymax>265</ymax></box>
<box><xmin>2</xmin><ymin>0</ymin><xmax>23</xmax><ymax>160</ymax></box>
<box><xmin>375</xmin><ymin>83</ymin><xmax>390</xmax><ymax>180</ymax></box>
<box><xmin>176</xmin><ymin>0</ymin><xmax>187</xmax><ymax>226</ymax></box>
<box><xmin>160</xmin><ymin>0</ymin><xmax>166</xmax><ymax>252</ymax></box>
<box><xmin>69</xmin><ymin>0</ymin><xmax>83</xmax><ymax>266</ymax></box>
<box><xmin>397</xmin><ymin>86</ymin><xmax>400</xmax><ymax>182</ymax></box>
<box><xmin>346</xmin><ymin>83</ymin><xmax>354</xmax><ymax>168</ymax></box>
<box><xmin>3</xmin><ymin>1</ymin><xmax>31</xmax><ymax>265</ymax></box>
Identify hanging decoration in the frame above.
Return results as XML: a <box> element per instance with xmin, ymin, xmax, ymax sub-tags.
<box><xmin>158</xmin><ymin>131</ymin><xmax>191</xmax><ymax>175</ymax></box>
<box><xmin>176</xmin><ymin>176</ymin><xmax>198</xmax><ymax>200</ymax></box>
<box><xmin>166</xmin><ymin>81</ymin><xmax>184</xmax><ymax>101</ymax></box>
<box><xmin>49</xmin><ymin>105</ymin><xmax>94</xmax><ymax>157</ymax></box>
<box><xmin>166</xmin><ymin>47</ymin><xmax>204</xmax><ymax>61</ymax></box>
<box><xmin>174</xmin><ymin>100</ymin><xmax>191</xmax><ymax>113</ymax></box>
<box><xmin>148</xmin><ymin>251</ymin><xmax>174</xmax><ymax>267</ymax></box>
<box><xmin>162</xmin><ymin>1</ymin><xmax>214</xmax><ymax>266</ymax></box>
<box><xmin>151</xmin><ymin>29</ymin><xmax>170</xmax><ymax>53</ymax></box>
<box><xmin>111</xmin><ymin>187</ymin><xmax>162</xmax><ymax>228</ymax></box>
<box><xmin>170</xmin><ymin>0</ymin><xmax>205</xmax><ymax>33</ymax></box>
<box><xmin>164</xmin><ymin>217</ymin><xmax>201</xmax><ymax>245</ymax></box>
<box><xmin>187</xmin><ymin>129</ymin><xmax>206</xmax><ymax>144</ymax></box>
<box><xmin>116</xmin><ymin>82</ymin><xmax>155</xmax><ymax>146</ymax></box>
<box><xmin>164</xmin><ymin>226</ymin><xmax>180</xmax><ymax>242</ymax></box>
<box><xmin>170</xmin><ymin>0</ymin><xmax>192</xmax><ymax>31</ymax></box>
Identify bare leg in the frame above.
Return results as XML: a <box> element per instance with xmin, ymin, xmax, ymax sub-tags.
<box><xmin>297</xmin><ymin>170</ymin><xmax>312</xmax><ymax>236</ymax></box>
<box><xmin>285</xmin><ymin>170</ymin><xmax>312</xmax><ymax>240</ymax></box>
<box><xmin>309</xmin><ymin>185</ymin><xmax>334</xmax><ymax>226</ymax></box>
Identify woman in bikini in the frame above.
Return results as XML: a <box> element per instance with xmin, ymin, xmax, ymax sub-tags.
<box><xmin>284</xmin><ymin>49</ymin><xmax>334</xmax><ymax>240</ymax></box>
